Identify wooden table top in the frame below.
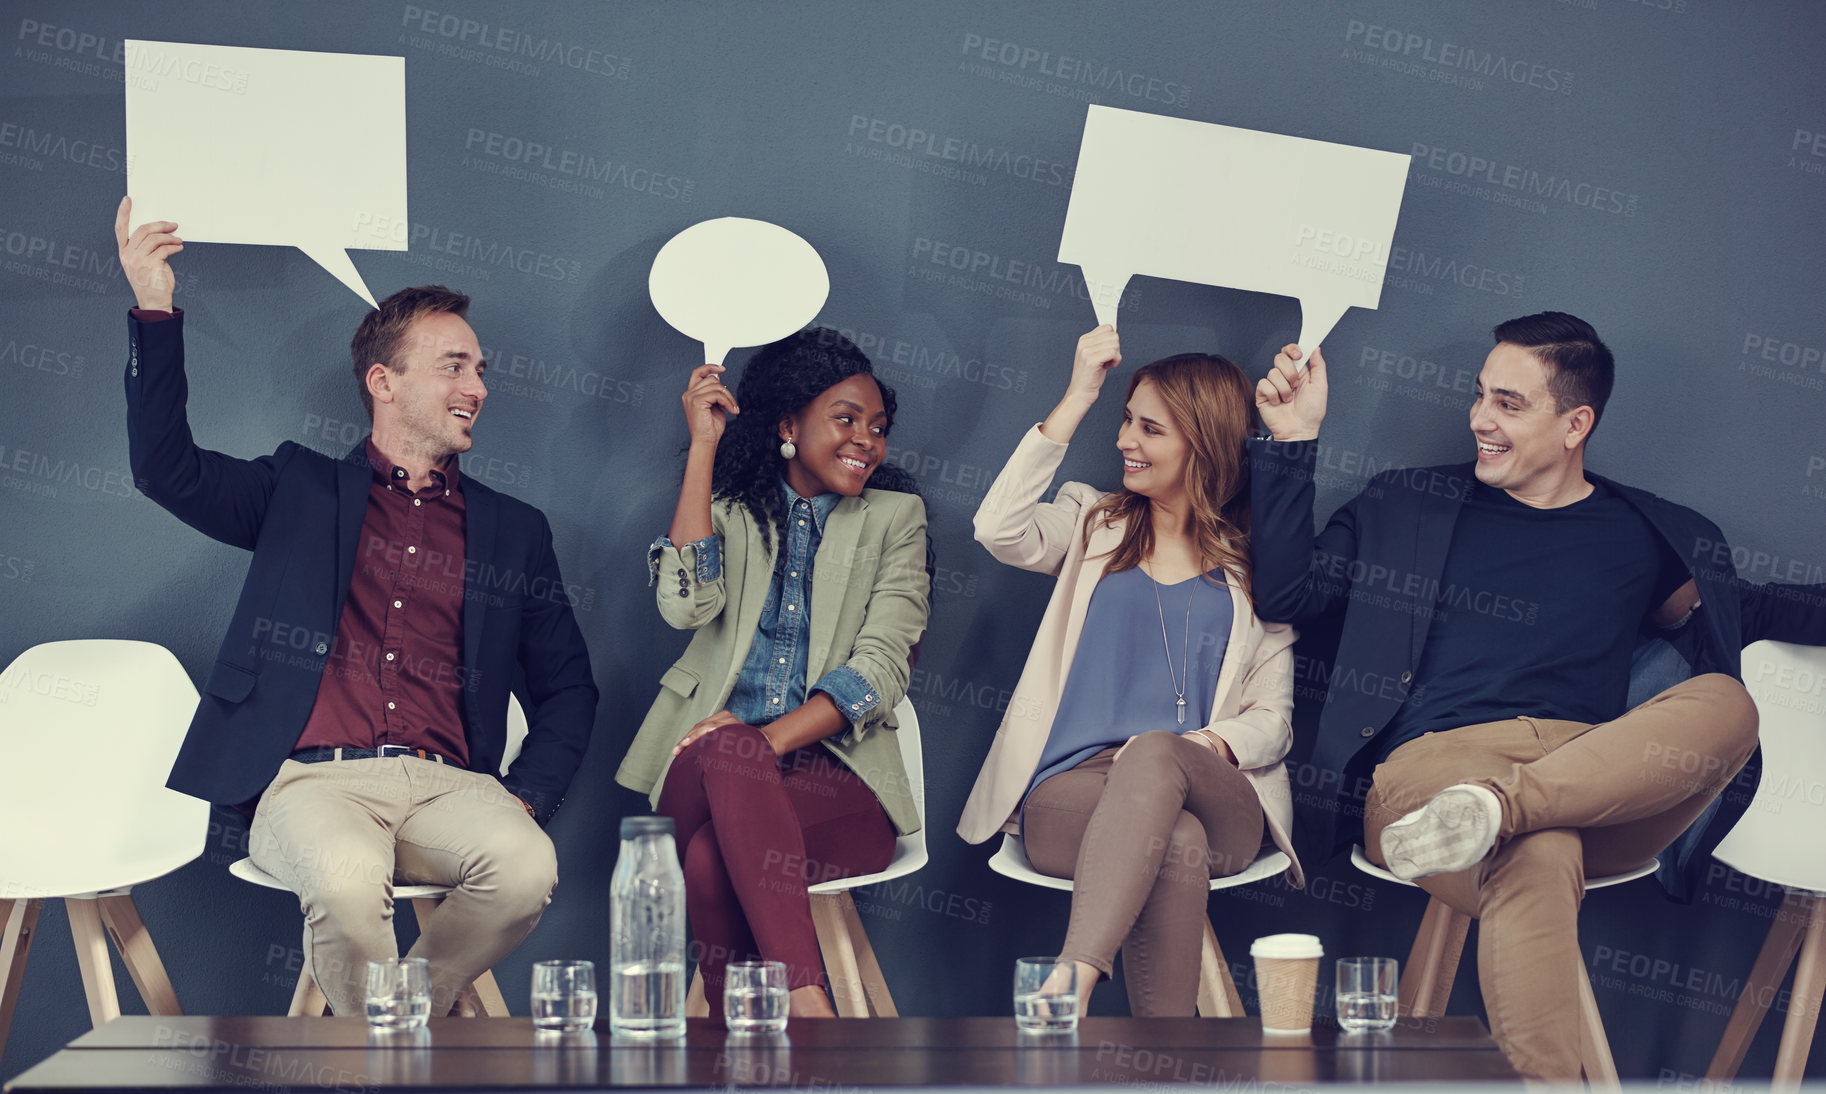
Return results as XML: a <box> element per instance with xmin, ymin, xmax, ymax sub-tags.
<box><xmin>6</xmin><ymin>1016</ymin><xmax>1519</xmax><ymax>1089</ymax></box>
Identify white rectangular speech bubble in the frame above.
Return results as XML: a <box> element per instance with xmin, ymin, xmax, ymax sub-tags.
<box><xmin>1059</xmin><ymin>106</ymin><xmax>1411</xmax><ymax>353</ymax></box>
<box><xmin>125</xmin><ymin>40</ymin><xmax>406</xmax><ymax>308</ymax></box>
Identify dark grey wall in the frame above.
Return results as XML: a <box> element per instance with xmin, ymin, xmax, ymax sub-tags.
<box><xmin>3</xmin><ymin>0</ymin><xmax>1824</xmax><ymax>1081</ymax></box>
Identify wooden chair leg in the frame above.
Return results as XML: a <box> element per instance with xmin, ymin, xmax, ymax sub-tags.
<box><xmin>1708</xmin><ymin>889</ymin><xmax>1810</xmax><ymax>1081</ymax></box>
<box><xmin>809</xmin><ymin>893</ymin><xmax>869</xmax><ymax>1017</ymax></box>
<box><xmin>1401</xmin><ymin>898</ymin><xmax>1469</xmax><ymax>1018</ymax></box>
<box><xmin>832</xmin><ymin>890</ymin><xmax>896</xmax><ymax>1017</ymax></box>
<box><xmin>95</xmin><ymin>895</ymin><xmax>182</xmax><ymax>1016</ymax></box>
<box><xmin>1196</xmin><ymin>918</ymin><xmax>1243</xmax><ymax>1017</ymax></box>
<box><xmin>1577</xmin><ymin>957</ymin><xmax>1620</xmax><ymax>1086</ymax></box>
<box><xmin>686</xmin><ymin>966</ymin><xmax>710</xmax><ymax>1018</ymax></box>
<box><xmin>288</xmin><ymin>969</ymin><xmax>329</xmax><ymax>1016</ymax></box>
<box><xmin>1773</xmin><ymin>890</ymin><xmax>1826</xmax><ymax>1085</ymax></box>
<box><xmin>1</xmin><ymin>899</ymin><xmax>44</xmax><ymax>1057</ymax></box>
<box><xmin>463</xmin><ymin>969</ymin><xmax>509</xmax><ymax>1017</ymax></box>
<box><xmin>66</xmin><ymin>898</ymin><xmax>121</xmax><ymax>1027</ymax></box>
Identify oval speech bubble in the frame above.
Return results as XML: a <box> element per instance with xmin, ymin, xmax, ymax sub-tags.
<box><xmin>649</xmin><ymin>218</ymin><xmax>830</xmax><ymax>366</ymax></box>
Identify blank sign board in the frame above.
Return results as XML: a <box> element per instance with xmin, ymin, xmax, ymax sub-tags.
<box><xmin>1059</xmin><ymin>105</ymin><xmax>1411</xmax><ymax>352</ymax></box>
<box><xmin>124</xmin><ymin>40</ymin><xmax>406</xmax><ymax>308</ymax></box>
<box><xmin>649</xmin><ymin>218</ymin><xmax>830</xmax><ymax>367</ymax></box>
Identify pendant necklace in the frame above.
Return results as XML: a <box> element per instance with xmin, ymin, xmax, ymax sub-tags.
<box><xmin>1150</xmin><ymin>569</ymin><xmax>1197</xmax><ymax>725</ymax></box>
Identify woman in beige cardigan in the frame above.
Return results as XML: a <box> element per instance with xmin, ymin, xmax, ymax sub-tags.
<box><xmin>959</xmin><ymin>325</ymin><xmax>1301</xmax><ymax>1016</ymax></box>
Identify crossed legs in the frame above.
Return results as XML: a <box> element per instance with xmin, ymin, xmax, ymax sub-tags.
<box><xmin>656</xmin><ymin>726</ymin><xmax>895</xmax><ymax>1020</ymax></box>
<box><xmin>1024</xmin><ymin>731</ymin><xmax>1265</xmax><ymax>1016</ymax></box>
<box><xmin>1364</xmin><ymin>674</ymin><xmax>1759</xmax><ymax>1079</ymax></box>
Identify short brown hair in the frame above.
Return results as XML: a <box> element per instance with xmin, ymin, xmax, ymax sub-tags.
<box><xmin>350</xmin><ymin>285</ymin><xmax>471</xmax><ymax>418</ymax></box>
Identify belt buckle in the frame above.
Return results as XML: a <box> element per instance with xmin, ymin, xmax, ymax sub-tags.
<box><xmin>378</xmin><ymin>743</ymin><xmax>437</xmax><ymax>764</ymax></box>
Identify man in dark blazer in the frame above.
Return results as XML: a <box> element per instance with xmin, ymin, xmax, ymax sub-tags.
<box><xmin>1250</xmin><ymin>311</ymin><xmax>1826</xmax><ymax>1079</ymax></box>
<box><xmin>114</xmin><ymin>198</ymin><xmax>598</xmax><ymax>1017</ymax></box>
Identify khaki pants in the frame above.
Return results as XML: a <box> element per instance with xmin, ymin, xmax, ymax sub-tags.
<box><xmin>248</xmin><ymin>756</ymin><xmax>557</xmax><ymax>1016</ymax></box>
<box><xmin>1024</xmin><ymin>731</ymin><xmax>1265</xmax><ymax>1016</ymax></box>
<box><xmin>1363</xmin><ymin>674</ymin><xmax>1758</xmax><ymax>1080</ymax></box>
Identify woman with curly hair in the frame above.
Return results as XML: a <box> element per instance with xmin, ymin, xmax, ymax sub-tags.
<box><xmin>958</xmin><ymin>325</ymin><xmax>1302</xmax><ymax>1016</ymax></box>
<box><xmin>616</xmin><ymin>328</ymin><xmax>930</xmax><ymax>1019</ymax></box>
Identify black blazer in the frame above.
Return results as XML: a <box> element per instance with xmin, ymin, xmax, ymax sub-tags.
<box><xmin>1249</xmin><ymin>438</ymin><xmax>1826</xmax><ymax>899</ymax></box>
<box><xmin>125</xmin><ymin>312</ymin><xmax>598</xmax><ymax>823</ymax></box>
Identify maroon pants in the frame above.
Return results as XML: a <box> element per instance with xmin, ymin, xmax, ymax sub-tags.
<box><xmin>655</xmin><ymin>725</ymin><xmax>895</xmax><ymax>1016</ymax></box>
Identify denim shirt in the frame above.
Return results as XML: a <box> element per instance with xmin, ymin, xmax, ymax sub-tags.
<box><xmin>649</xmin><ymin>483</ymin><xmax>881</xmax><ymax>728</ymax></box>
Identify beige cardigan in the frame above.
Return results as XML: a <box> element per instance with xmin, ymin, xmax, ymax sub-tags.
<box><xmin>956</xmin><ymin>425</ymin><xmax>1304</xmax><ymax>887</ymax></box>
<box><xmin>615</xmin><ymin>489</ymin><xmax>931</xmax><ymax>836</ymax></box>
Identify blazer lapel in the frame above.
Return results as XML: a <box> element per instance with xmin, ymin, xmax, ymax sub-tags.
<box><xmin>1409</xmin><ymin>465</ymin><xmax>1473</xmax><ymax>657</ymax></box>
<box><xmin>1208</xmin><ymin>570</ymin><xmax>1251</xmax><ymax>716</ymax></box>
<box><xmin>333</xmin><ymin>448</ymin><xmax>371</xmax><ymax>625</ymax></box>
<box><xmin>462</xmin><ymin>482</ymin><xmax>498</xmax><ymax>681</ymax></box>
<box><xmin>717</xmin><ymin>508</ymin><xmax>775</xmax><ymax>703</ymax></box>
<box><xmin>1055</xmin><ymin>517</ymin><xmax>1123</xmax><ymax>684</ymax></box>
<box><xmin>809</xmin><ymin>495</ymin><xmax>866</xmax><ymax>677</ymax></box>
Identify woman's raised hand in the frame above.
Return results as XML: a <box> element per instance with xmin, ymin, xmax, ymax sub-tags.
<box><xmin>1067</xmin><ymin>325</ymin><xmax>1122</xmax><ymax>405</ymax></box>
<box><xmin>1039</xmin><ymin>326</ymin><xmax>1122</xmax><ymax>443</ymax></box>
<box><xmin>681</xmin><ymin>363</ymin><xmax>740</xmax><ymax>449</ymax></box>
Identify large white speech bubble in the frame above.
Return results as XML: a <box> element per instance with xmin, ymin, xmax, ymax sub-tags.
<box><xmin>649</xmin><ymin>218</ymin><xmax>830</xmax><ymax>367</ymax></box>
<box><xmin>124</xmin><ymin>40</ymin><xmax>406</xmax><ymax>309</ymax></box>
<box><xmin>1059</xmin><ymin>105</ymin><xmax>1411</xmax><ymax>353</ymax></box>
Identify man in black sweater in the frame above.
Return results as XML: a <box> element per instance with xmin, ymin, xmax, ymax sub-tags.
<box><xmin>1251</xmin><ymin>312</ymin><xmax>1826</xmax><ymax>1079</ymax></box>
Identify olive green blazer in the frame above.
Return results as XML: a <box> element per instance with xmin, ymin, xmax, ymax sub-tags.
<box><xmin>615</xmin><ymin>488</ymin><xmax>930</xmax><ymax>835</ymax></box>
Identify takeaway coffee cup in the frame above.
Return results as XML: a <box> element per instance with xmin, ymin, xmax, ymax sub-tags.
<box><xmin>1250</xmin><ymin>933</ymin><xmax>1324</xmax><ymax>1034</ymax></box>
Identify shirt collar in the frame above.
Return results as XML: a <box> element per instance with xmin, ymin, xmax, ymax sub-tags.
<box><xmin>364</xmin><ymin>438</ymin><xmax>462</xmax><ymax>494</ymax></box>
<box><xmin>781</xmin><ymin>479</ymin><xmax>839</xmax><ymax>533</ymax></box>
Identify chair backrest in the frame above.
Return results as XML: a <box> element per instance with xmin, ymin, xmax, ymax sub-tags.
<box><xmin>1713</xmin><ymin>640</ymin><xmax>1826</xmax><ymax>891</ymax></box>
<box><xmin>0</xmin><ymin>640</ymin><xmax>209</xmax><ymax>897</ymax></box>
<box><xmin>503</xmin><ymin>693</ymin><xmax>528</xmax><ymax>774</ymax></box>
<box><xmin>893</xmin><ymin>696</ymin><xmax>924</xmax><ymax>826</ymax></box>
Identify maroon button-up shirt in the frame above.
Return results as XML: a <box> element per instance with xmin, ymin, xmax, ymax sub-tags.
<box><xmin>293</xmin><ymin>440</ymin><xmax>471</xmax><ymax>766</ymax></box>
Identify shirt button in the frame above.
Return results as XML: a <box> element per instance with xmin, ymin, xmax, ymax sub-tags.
<box><xmin>677</xmin><ymin>569</ymin><xmax>686</xmax><ymax>578</ymax></box>
<box><xmin>413</xmin><ymin>499</ymin><xmax>422</xmax><ymax>507</ymax></box>
<box><xmin>778</xmin><ymin>657</ymin><xmax>786</xmax><ymax>664</ymax></box>
<box><xmin>852</xmin><ymin>703</ymin><xmax>861</xmax><ymax>711</ymax></box>
<box><xmin>677</xmin><ymin>589</ymin><xmax>688</xmax><ymax>597</ymax></box>
<box><xmin>385</xmin><ymin>652</ymin><xmax>396</xmax><ymax>661</ymax></box>
<box><xmin>1360</xmin><ymin>726</ymin><xmax>1375</xmax><ymax>738</ymax></box>
<box><xmin>387</xmin><ymin>702</ymin><xmax>396</xmax><ymax>710</ymax></box>
<box><xmin>393</xmin><ymin>600</ymin><xmax>403</xmax><ymax>608</ymax></box>
<box><xmin>1400</xmin><ymin>671</ymin><xmax>1412</xmax><ymax>684</ymax></box>
<box><xmin>787</xmin><ymin>604</ymin><xmax>796</xmax><ymax>612</ymax></box>
<box><xmin>791</xmin><ymin>571</ymin><xmax>798</xmax><ymax>578</ymax></box>
<box><xmin>314</xmin><ymin>642</ymin><xmax>329</xmax><ymax>655</ymax></box>
<box><xmin>771</xmin><ymin>697</ymin><xmax>781</xmax><ymax>704</ymax></box>
<box><xmin>407</xmin><ymin>546</ymin><xmax>417</xmax><ymax>554</ymax></box>
<box><xmin>798</xmin><ymin>520</ymin><xmax>806</xmax><ymax>527</ymax></box>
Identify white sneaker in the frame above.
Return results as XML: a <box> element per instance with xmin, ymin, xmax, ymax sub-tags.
<box><xmin>1379</xmin><ymin>784</ymin><xmax>1503</xmax><ymax>881</ymax></box>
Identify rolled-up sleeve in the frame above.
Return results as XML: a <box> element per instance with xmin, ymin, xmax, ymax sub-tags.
<box><xmin>647</xmin><ymin>533</ymin><xmax>721</xmax><ymax>586</ymax></box>
<box><xmin>813</xmin><ymin>665</ymin><xmax>882</xmax><ymax>728</ymax></box>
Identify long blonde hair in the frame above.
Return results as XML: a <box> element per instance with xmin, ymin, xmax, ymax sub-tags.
<box><xmin>1081</xmin><ymin>354</ymin><xmax>1255</xmax><ymax>595</ymax></box>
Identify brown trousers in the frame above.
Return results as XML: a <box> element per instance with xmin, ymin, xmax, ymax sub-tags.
<box><xmin>1023</xmin><ymin>730</ymin><xmax>1265</xmax><ymax>1016</ymax></box>
<box><xmin>1363</xmin><ymin>674</ymin><xmax>1758</xmax><ymax>1080</ymax></box>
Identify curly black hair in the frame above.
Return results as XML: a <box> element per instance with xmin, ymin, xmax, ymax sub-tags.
<box><xmin>712</xmin><ymin>327</ymin><xmax>922</xmax><ymax>557</ymax></box>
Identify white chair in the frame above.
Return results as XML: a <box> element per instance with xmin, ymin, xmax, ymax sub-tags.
<box><xmin>0</xmin><ymin>640</ymin><xmax>209</xmax><ymax>1057</ymax></box>
<box><xmin>1350</xmin><ymin>845</ymin><xmax>1656</xmax><ymax>1083</ymax></box>
<box><xmin>1706</xmin><ymin>641</ymin><xmax>1826</xmax><ymax>1083</ymax></box>
<box><xmin>988</xmin><ymin>832</ymin><xmax>1293</xmax><ymax>1017</ymax></box>
<box><xmin>686</xmin><ymin>697</ymin><xmax>927</xmax><ymax>1018</ymax></box>
<box><xmin>227</xmin><ymin>695</ymin><xmax>530</xmax><ymax>1017</ymax></box>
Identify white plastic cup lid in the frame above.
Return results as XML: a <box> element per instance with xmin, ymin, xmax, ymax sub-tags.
<box><xmin>1250</xmin><ymin>933</ymin><xmax>1324</xmax><ymax>959</ymax></box>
